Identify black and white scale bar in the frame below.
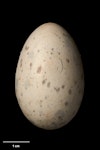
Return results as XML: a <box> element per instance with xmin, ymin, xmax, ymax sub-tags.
<box><xmin>3</xmin><ymin>141</ymin><xmax>30</xmax><ymax>143</ymax></box>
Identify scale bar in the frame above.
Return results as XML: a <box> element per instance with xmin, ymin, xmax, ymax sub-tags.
<box><xmin>3</xmin><ymin>141</ymin><xmax>30</xmax><ymax>143</ymax></box>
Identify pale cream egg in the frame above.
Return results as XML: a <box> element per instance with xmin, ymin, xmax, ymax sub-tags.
<box><xmin>15</xmin><ymin>22</ymin><xmax>84</xmax><ymax>130</ymax></box>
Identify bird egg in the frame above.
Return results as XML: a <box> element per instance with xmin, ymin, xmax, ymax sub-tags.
<box><xmin>15</xmin><ymin>22</ymin><xmax>84</xmax><ymax>130</ymax></box>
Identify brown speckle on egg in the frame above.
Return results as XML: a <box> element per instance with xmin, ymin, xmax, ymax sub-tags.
<box><xmin>52</xmin><ymin>122</ymin><xmax>56</xmax><ymax>126</ymax></box>
<box><xmin>30</xmin><ymin>62</ymin><xmax>32</xmax><ymax>69</ymax></box>
<box><xmin>74</xmin><ymin>80</ymin><xmax>77</xmax><ymax>85</ymax></box>
<box><xmin>63</xmin><ymin>32</ymin><xmax>67</xmax><ymax>37</ymax></box>
<box><xmin>65</xmin><ymin>102</ymin><xmax>68</xmax><ymax>106</ymax></box>
<box><xmin>62</xmin><ymin>85</ymin><xmax>65</xmax><ymax>89</ymax></box>
<box><xmin>45</xmin><ymin>96</ymin><xmax>47</xmax><ymax>99</ymax></box>
<box><xmin>25</xmin><ymin>45</ymin><xmax>29</xmax><ymax>50</ymax></box>
<box><xmin>18</xmin><ymin>77</ymin><xmax>21</xmax><ymax>81</ymax></box>
<box><xmin>37</xmin><ymin>66</ymin><xmax>42</xmax><ymax>73</ymax></box>
<box><xmin>59</xmin><ymin>58</ymin><xmax>63</xmax><ymax>72</ymax></box>
<box><xmin>58</xmin><ymin>116</ymin><xmax>63</xmax><ymax>121</ymax></box>
<box><xmin>47</xmin><ymin>82</ymin><xmax>51</xmax><ymax>88</ymax></box>
<box><xmin>33</xmin><ymin>37</ymin><xmax>35</xmax><ymax>40</ymax></box>
<box><xmin>55</xmin><ymin>33</ymin><xmax>58</xmax><ymax>37</ymax></box>
<box><xmin>20</xmin><ymin>59</ymin><xmax>23</xmax><ymax>68</ymax></box>
<box><xmin>51</xmin><ymin>48</ymin><xmax>54</xmax><ymax>51</ymax></box>
<box><xmin>39</xmin><ymin>113</ymin><xmax>42</xmax><ymax>117</ymax></box>
<box><xmin>54</xmin><ymin>87</ymin><xmax>60</xmax><ymax>92</ymax></box>
<box><xmin>55</xmin><ymin>110</ymin><xmax>65</xmax><ymax>121</ymax></box>
<box><xmin>68</xmin><ymin>89</ymin><xmax>72</xmax><ymax>95</ymax></box>
<box><xmin>58</xmin><ymin>36</ymin><xmax>61</xmax><ymax>39</ymax></box>
<box><xmin>42</xmin><ymin>79</ymin><xmax>47</xmax><ymax>85</ymax></box>
<box><xmin>66</xmin><ymin>58</ymin><xmax>70</xmax><ymax>63</ymax></box>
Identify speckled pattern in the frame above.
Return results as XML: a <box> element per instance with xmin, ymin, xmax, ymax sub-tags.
<box><xmin>15</xmin><ymin>22</ymin><xmax>84</xmax><ymax>130</ymax></box>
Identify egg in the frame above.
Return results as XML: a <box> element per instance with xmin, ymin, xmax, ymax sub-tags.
<box><xmin>15</xmin><ymin>22</ymin><xmax>84</xmax><ymax>130</ymax></box>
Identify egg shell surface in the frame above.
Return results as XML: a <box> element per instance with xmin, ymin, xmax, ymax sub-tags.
<box><xmin>15</xmin><ymin>22</ymin><xmax>84</xmax><ymax>130</ymax></box>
